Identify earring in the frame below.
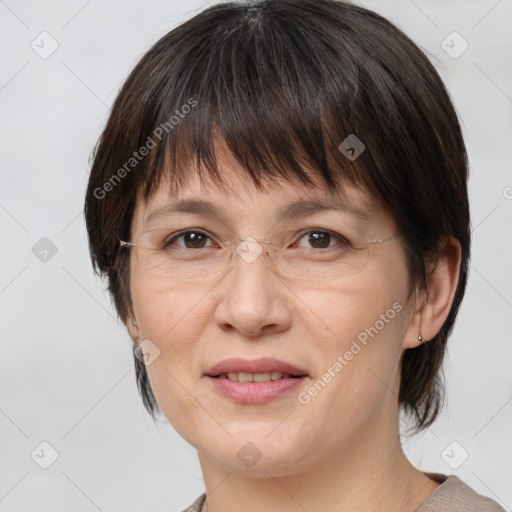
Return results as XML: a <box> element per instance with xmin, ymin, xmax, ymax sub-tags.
<box><xmin>418</xmin><ymin>334</ymin><xmax>426</xmax><ymax>343</ymax></box>
<box><xmin>131</xmin><ymin>318</ymin><xmax>138</xmax><ymax>327</ymax></box>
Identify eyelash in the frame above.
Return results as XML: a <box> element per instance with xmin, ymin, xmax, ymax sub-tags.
<box><xmin>163</xmin><ymin>229</ymin><xmax>350</xmax><ymax>250</ymax></box>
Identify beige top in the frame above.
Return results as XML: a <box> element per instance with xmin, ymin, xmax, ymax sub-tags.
<box><xmin>180</xmin><ymin>473</ymin><xmax>507</xmax><ymax>512</ymax></box>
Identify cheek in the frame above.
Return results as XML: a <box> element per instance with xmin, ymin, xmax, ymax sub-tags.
<box><xmin>303</xmin><ymin>286</ymin><xmax>407</xmax><ymax>407</ymax></box>
<box><xmin>130</xmin><ymin>277</ymin><xmax>220</xmax><ymax>441</ymax></box>
<box><xmin>298</xmin><ymin>269</ymin><xmax>409</xmax><ymax>356</ymax></box>
<box><xmin>293</xmin><ymin>291</ymin><xmax>408</xmax><ymax>450</ymax></box>
<box><xmin>130</xmin><ymin>277</ymin><xmax>210</xmax><ymax>393</ymax></box>
<box><xmin>131</xmin><ymin>274</ymin><xmax>208</xmax><ymax>340</ymax></box>
<box><xmin>294</xmin><ymin>255</ymin><xmax>411</xmax><ymax>410</ymax></box>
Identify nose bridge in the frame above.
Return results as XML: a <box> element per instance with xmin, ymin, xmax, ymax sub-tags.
<box><xmin>234</xmin><ymin>236</ymin><xmax>269</xmax><ymax>266</ymax></box>
<box><xmin>229</xmin><ymin>236</ymin><xmax>276</xmax><ymax>298</ymax></box>
<box><xmin>215</xmin><ymin>236</ymin><xmax>291</xmax><ymax>336</ymax></box>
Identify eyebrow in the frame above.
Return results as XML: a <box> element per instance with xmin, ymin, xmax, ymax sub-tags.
<box><xmin>276</xmin><ymin>198</ymin><xmax>372</xmax><ymax>221</ymax></box>
<box><xmin>144</xmin><ymin>197</ymin><xmax>372</xmax><ymax>227</ymax></box>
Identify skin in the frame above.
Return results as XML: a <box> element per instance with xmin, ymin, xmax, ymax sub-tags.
<box><xmin>126</xmin><ymin>144</ymin><xmax>461</xmax><ymax>512</ymax></box>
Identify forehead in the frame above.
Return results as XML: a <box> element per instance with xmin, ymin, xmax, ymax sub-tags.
<box><xmin>131</xmin><ymin>161</ymin><xmax>394</xmax><ymax>237</ymax></box>
<box><xmin>162</xmin><ymin>141</ymin><xmax>350</xmax><ymax>196</ymax></box>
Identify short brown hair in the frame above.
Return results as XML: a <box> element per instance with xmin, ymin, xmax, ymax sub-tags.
<box><xmin>85</xmin><ymin>0</ymin><xmax>470</xmax><ymax>432</ymax></box>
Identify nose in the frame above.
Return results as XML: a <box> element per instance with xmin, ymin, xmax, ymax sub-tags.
<box><xmin>214</xmin><ymin>239</ymin><xmax>292</xmax><ymax>337</ymax></box>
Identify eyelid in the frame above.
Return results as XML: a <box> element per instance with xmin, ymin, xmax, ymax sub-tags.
<box><xmin>151</xmin><ymin>225</ymin><xmax>357</xmax><ymax>247</ymax></box>
<box><xmin>164</xmin><ymin>228</ymin><xmax>221</xmax><ymax>247</ymax></box>
<box><xmin>291</xmin><ymin>228</ymin><xmax>350</xmax><ymax>247</ymax></box>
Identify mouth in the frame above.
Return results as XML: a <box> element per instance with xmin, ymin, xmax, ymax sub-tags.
<box><xmin>204</xmin><ymin>357</ymin><xmax>308</xmax><ymax>404</ymax></box>
<box><xmin>204</xmin><ymin>357</ymin><xmax>309</xmax><ymax>379</ymax></box>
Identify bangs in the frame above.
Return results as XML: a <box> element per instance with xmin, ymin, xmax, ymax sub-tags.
<box><xmin>91</xmin><ymin>0</ymin><xmax>461</xmax><ymax>261</ymax></box>
<box><xmin>129</xmin><ymin>1</ymin><xmax>383</xmax><ymax>201</ymax></box>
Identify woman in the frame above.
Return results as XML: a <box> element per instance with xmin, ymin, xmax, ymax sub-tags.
<box><xmin>84</xmin><ymin>1</ymin><xmax>506</xmax><ymax>510</ymax></box>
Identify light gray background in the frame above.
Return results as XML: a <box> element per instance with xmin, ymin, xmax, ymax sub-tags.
<box><xmin>1</xmin><ymin>0</ymin><xmax>511</xmax><ymax>511</ymax></box>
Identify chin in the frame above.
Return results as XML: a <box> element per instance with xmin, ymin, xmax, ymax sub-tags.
<box><xmin>201</xmin><ymin>443</ymin><xmax>308</xmax><ymax>476</ymax></box>
<box><xmin>194</xmin><ymin>425</ymin><xmax>313</xmax><ymax>474</ymax></box>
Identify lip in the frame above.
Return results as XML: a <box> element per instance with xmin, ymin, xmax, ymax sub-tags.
<box><xmin>206</xmin><ymin>375</ymin><xmax>307</xmax><ymax>404</ymax></box>
<box><xmin>205</xmin><ymin>357</ymin><xmax>308</xmax><ymax>377</ymax></box>
<box><xmin>204</xmin><ymin>357</ymin><xmax>308</xmax><ymax>404</ymax></box>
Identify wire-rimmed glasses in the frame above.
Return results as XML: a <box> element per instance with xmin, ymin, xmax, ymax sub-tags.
<box><xmin>119</xmin><ymin>226</ymin><xmax>402</xmax><ymax>281</ymax></box>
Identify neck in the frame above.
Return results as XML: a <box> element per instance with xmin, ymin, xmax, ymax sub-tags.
<box><xmin>197</xmin><ymin>411</ymin><xmax>438</xmax><ymax>512</ymax></box>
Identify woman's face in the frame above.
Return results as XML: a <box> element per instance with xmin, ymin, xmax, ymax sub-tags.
<box><xmin>127</xmin><ymin>152</ymin><xmax>418</xmax><ymax>476</ymax></box>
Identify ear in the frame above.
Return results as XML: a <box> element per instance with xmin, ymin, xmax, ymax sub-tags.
<box><xmin>403</xmin><ymin>237</ymin><xmax>461</xmax><ymax>349</ymax></box>
<box><xmin>125</xmin><ymin>315</ymin><xmax>141</xmax><ymax>346</ymax></box>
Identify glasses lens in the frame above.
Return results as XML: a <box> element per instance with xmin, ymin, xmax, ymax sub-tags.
<box><xmin>132</xmin><ymin>228</ymin><xmax>370</xmax><ymax>280</ymax></box>
<box><xmin>135</xmin><ymin>228</ymin><xmax>230</xmax><ymax>280</ymax></box>
<box><xmin>274</xmin><ymin>245</ymin><xmax>369</xmax><ymax>279</ymax></box>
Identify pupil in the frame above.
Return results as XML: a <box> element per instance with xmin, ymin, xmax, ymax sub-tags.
<box><xmin>185</xmin><ymin>232</ymin><xmax>206</xmax><ymax>248</ymax></box>
<box><xmin>309</xmin><ymin>232</ymin><xmax>330</xmax><ymax>248</ymax></box>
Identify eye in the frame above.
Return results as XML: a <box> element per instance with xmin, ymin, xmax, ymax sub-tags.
<box><xmin>294</xmin><ymin>230</ymin><xmax>349</xmax><ymax>250</ymax></box>
<box><xmin>164</xmin><ymin>230</ymin><xmax>217</xmax><ymax>249</ymax></box>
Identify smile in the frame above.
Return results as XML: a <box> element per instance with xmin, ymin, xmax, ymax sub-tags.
<box><xmin>204</xmin><ymin>357</ymin><xmax>309</xmax><ymax>403</ymax></box>
<box><xmin>206</xmin><ymin>374</ymin><xmax>307</xmax><ymax>404</ymax></box>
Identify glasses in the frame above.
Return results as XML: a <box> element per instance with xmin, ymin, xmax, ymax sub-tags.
<box><xmin>119</xmin><ymin>227</ymin><xmax>401</xmax><ymax>281</ymax></box>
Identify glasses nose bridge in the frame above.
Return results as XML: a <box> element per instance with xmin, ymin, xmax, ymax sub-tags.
<box><xmin>228</xmin><ymin>236</ymin><xmax>277</xmax><ymax>269</ymax></box>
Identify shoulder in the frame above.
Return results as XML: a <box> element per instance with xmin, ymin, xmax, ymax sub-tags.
<box><xmin>180</xmin><ymin>492</ymin><xmax>206</xmax><ymax>512</ymax></box>
<box><xmin>417</xmin><ymin>474</ymin><xmax>507</xmax><ymax>512</ymax></box>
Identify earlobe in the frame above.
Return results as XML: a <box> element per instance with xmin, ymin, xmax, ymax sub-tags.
<box><xmin>403</xmin><ymin>237</ymin><xmax>461</xmax><ymax>349</ymax></box>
